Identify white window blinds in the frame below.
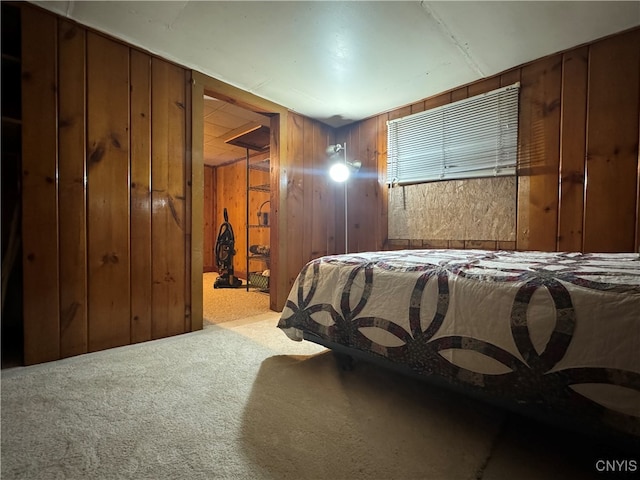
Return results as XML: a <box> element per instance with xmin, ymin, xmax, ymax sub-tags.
<box><xmin>387</xmin><ymin>82</ymin><xmax>520</xmax><ymax>186</ymax></box>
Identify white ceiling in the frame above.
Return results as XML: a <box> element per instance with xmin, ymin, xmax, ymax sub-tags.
<box><xmin>31</xmin><ymin>0</ymin><xmax>640</xmax><ymax>159</ymax></box>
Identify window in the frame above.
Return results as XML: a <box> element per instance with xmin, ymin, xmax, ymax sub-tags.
<box><xmin>387</xmin><ymin>83</ymin><xmax>520</xmax><ymax>186</ymax></box>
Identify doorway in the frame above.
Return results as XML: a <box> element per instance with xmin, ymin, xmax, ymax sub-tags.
<box><xmin>201</xmin><ymin>93</ymin><xmax>272</xmax><ymax>325</ymax></box>
<box><xmin>189</xmin><ymin>71</ymin><xmax>287</xmax><ymax>326</ymax></box>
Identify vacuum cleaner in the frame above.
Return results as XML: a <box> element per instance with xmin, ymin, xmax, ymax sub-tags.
<box><xmin>213</xmin><ymin>208</ymin><xmax>242</xmax><ymax>289</ymax></box>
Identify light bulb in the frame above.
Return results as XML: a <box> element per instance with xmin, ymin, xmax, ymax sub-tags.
<box><xmin>329</xmin><ymin>162</ymin><xmax>350</xmax><ymax>182</ymax></box>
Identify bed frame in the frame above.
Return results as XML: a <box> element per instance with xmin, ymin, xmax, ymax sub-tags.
<box><xmin>278</xmin><ymin>249</ymin><xmax>640</xmax><ymax>450</ymax></box>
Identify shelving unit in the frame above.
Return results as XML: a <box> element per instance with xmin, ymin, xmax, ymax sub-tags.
<box><xmin>223</xmin><ymin>122</ymin><xmax>271</xmax><ymax>294</ymax></box>
<box><xmin>246</xmin><ymin>156</ymin><xmax>271</xmax><ymax>293</ymax></box>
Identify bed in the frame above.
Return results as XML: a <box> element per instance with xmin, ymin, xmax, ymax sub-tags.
<box><xmin>277</xmin><ymin>249</ymin><xmax>640</xmax><ymax>446</ymax></box>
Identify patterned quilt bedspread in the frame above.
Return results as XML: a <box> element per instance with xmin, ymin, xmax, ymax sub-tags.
<box><xmin>277</xmin><ymin>249</ymin><xmax>640</xmax><ymax>440</ymax></box>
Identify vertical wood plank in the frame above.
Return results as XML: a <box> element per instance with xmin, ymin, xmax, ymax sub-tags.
<box><xmin>302</xmin><ymin>116</ymin><xmax>314</xmax><ymax>260</ymax></box>
<box><xmin>341</xmin><ymin>125</ymin><xmax>355</xmax><ymax>253</ymax></box>
<box><xmin>335</xmin><ymin>127</ymin><xmax>353</xmax><ymax>253</ymax></box>
<box><xmin>214</xmin><ymin>159</ymin><xmax>246</xmax><ymax>277</ymax></box>
<box><xmin>212</xmin><ymin>164</ymin><xmax>226</xmax><ymax>274</ymax></box>
<box><xmin>190</xmin><ymin>77</ymin><xmax>204</xmax><ymax>331</ymax></box>
<box><xmin>517</xmin><ymin>55</ymin><xmax>562</xmax><ymax>251</ymax></box>
<box><xmin>325</xmin><ymin>125</ymin><xmax>344</xmax><ymax>255</ymax></box>
<box><xmin>500</xmin><ymin>69</ymin><xmax>521</xmax><ymax>88</ymax></box>
<box><xmin>450</xmin><ymin>86</ymin><xmax>468</xmax><ymax>103</ymax></box>
<box><xmin>130</xmin><ymin>49</ymin><xmax>152</xmax><ymax>343</ymax></box>
<box><xmin>376</xmin><ymin>113</ymin><xmax>388</xmax><ymax>250</ymax></box>
<box><xmin>558</xmin><ymin>46</ymin><xmax>588</xmax><ymax>252</ymax></box>
<box><xmin>346</xmin><ymin>125</ymin><xmax>361</xmax><ymax>252</ymax></box>
<box><xmin>502</xmin><ymin>68</ymin><xmax>522</xmax><ymax>249</ymax></box>
<box><xmin>183</xmin><ymin>69</ymin><xmax>193</xmax><ymax>331</ymax></box>
<box><xmin>424</xmin><ymin>92</ymin><xmax>451</xmax><ymax>111</ymax></box>
<box><xmin>86</xmin><ymin>32</ymin><xmax>131</xmax><ymax>352</ymax></box>
<box><xmin>358</xmin><ymin>116</ymin><xmax>379</xmax><ymax>252</ymax></box>
<box><xmin>203</xmin><ymin>166</ymin><xmax>214</xmax><ymax>269</ymax></box>
<box><xmin>637</xmin><ymin>146</ymin><xmax>640</xmax><ymax>253</ymax></box>
<box><xmin>211</xmin><ymin>167</ymin><xmax>218</xmax><ymax>269</ymax></box>
<box><xmin>286</xmin><ymin>113</ymin><xmax>305</xmax><ymax>285</ymax></box>
<box><xmin>310</xmin><ymin>121</ymin><xmax>322</xmax><ymax>258</ymax></box>
<box><xmin>211</xmin><ymin>168</ymin><xmax>222</xmax><ymax>267</ymax></box>
<box><xmin>325</xmin><ymin>122</ymin><xmax>337</xmax><ymax>256</ymax></box>
<box><xmin>334</xmin><ymin>129</ymin><xmax>347</xmax><ymax>255</ymax></box>
<box><xmin>58</xmin><ymin>19</ymin><xmax>87</xmax><ymax>358</ymax></box>
<box><xmin>216</xmin><ymin>160</ymin><xmax>251</xmax><ymax>278</ymax></box>
<box><xmin>269</xmin><ymin>114</ymin><xmax>282</xmax><ymax>310</ymax></box>
<box><xmin>346</xmin><ymin>124</ymin><xmax>361</xmax><ymax>253</ymax></box>
<box><xmin>151</xmin><ymin>58</ymin><xmax>187</xmax><ymax>339</ymax></box>
<box><xmin>410</xmin><ymin>101</ymin><xmax>426</xmax><ymax>115</ymax></box>
<box><xmin>388</xmin><ymin>105</ymin><xmax>411</xmax><ymax>121</ymax></box>
<box><xmin>310</xmin><ymin>122</ymin><xmax>334</xmax><ymax>258</ymax></box>
<box><xmin>584</xmin><ymin>30</ymin><xmax>640</xmax><ymax>252</ymax></box>
<box><xmin>468</xmin><ymin>76</ymin><xmax>501</xmax><ymax>97</ymax></box>
<box><xmin>21</xmin><ymin>7</ymin><xmax>60</xmax><ymax>364</ymax></box>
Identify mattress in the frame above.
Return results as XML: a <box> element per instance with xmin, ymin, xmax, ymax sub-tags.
<box><xmin>277</xmin><ymin>249</ymin><xmax>640</xmax><ymax>441</ymax></box>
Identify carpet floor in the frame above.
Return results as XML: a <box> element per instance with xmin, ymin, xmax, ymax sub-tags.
<box><xmin>203</xmin><ymin>272</ymin><xmax>270</xmax><ymax>325</ymax></box>
<box><xmin>1</xmin><ymin>286</ymin><xmax>630</xmax><ymax>479</ymax></box>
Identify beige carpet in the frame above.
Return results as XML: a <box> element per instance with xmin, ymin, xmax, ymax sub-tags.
<box><xmin>1</xmin><ymin>314</ymin><xmax>622</xmax><ymax>479</ymax></box>
<box><xmin>203</xmin><ymin>272</ymin><xmax>270</xmax><ymax>325</ymax></box>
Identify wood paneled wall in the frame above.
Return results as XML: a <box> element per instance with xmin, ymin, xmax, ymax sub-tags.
<box><xmin>338</xmin><ymin>27</ymin><xmax>640</xmax><ymax>254</ymax></box>
<box><xmin>283</xmin><ymin>113</ymin><xmax>337</xmax><ymax>286</ymax></box>
<box><xmin>335</xmin><ymin>116</ymin><xmax>388</xmax><ymax>254</ymax></box>
<box><xmin>21</xmin><ymin>6</ymin><xmax>193</xmax><ymax>365</ymax></box>
<box><xmin>20</xmin><ymin>6</ymin><xmax>639</xmax><ymax>359</ymax></box>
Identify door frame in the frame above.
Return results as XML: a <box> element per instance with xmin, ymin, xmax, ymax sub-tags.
<box><xmin>189</xmin><ymin>71</ymin><xmax>290</xmax><ymax>328</ymax></box>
